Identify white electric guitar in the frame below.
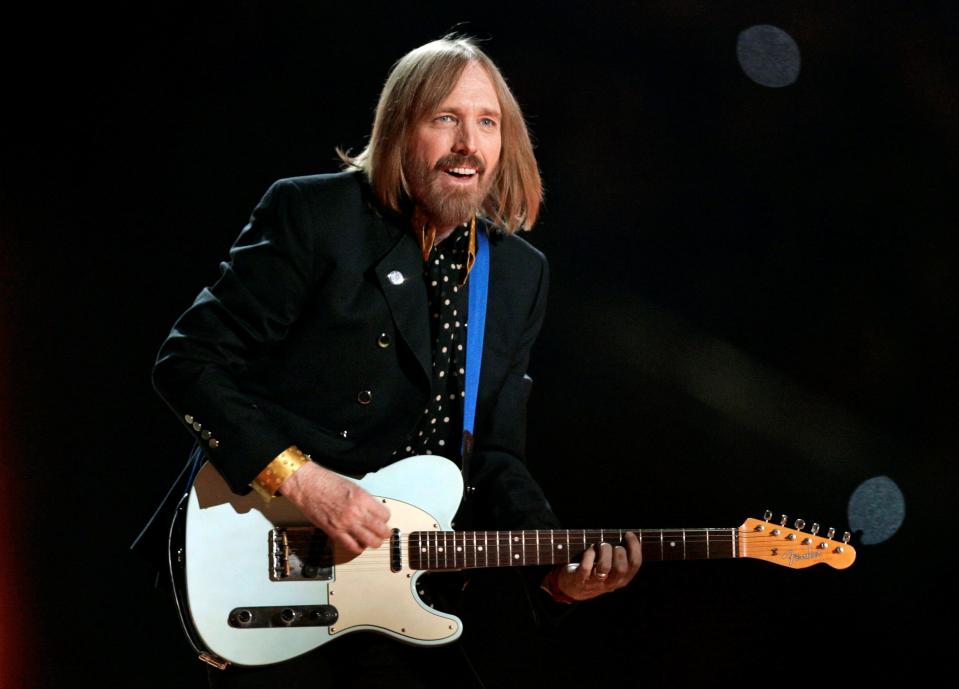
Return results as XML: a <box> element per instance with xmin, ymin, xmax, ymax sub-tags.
<box><xmin>169</xmin><ymin>455</ymin><xmax>856</xmax><ymax>669</ymax></box>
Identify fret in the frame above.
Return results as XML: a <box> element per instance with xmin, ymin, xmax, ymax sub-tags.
<box><xmin>664</xmin><ymin>530</ymin><xmax>685</xmax><ymax>561</ymax></box>
<box><xmin>705</xmin><ymin>529</ymin><xmax>710</xmax><ymax>559</ymax></box>
<box><xmin>550</xmin><ymin>530</ymin><xmax>555</xmax><ymax>565</ymax></box>
<box><xmin>731</xmin><ymin>528</ymin><xmax>737</xmax><ymax>558</ymax></box>
<box><xmin>659</xmin><ymin>529</ymin><xmax>664</xmax><ymax>560</ymax></box>
<box><xmin>484</xmin><ymin>530</ymin><xmax>489</xmax><ymax>568</ymax></box>
<box><xmin>534</xmin><ymin>530</ymin><xmax>540</xmax><ymax>566</ymax></box>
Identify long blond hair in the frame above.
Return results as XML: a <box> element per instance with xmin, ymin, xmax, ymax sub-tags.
<box><xmin>340</xmin><ymin>36</ymin><xmax>542</xmax><ymax>233</ymax></box>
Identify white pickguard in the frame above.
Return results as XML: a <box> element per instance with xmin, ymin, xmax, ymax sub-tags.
<box><xmin>184</xmin><ymin>455</ymin><xmax>465</xmax><ymax>667</ymax></box>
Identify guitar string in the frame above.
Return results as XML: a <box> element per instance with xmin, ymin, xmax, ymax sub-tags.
<box><xmin>278</xmin><ymin>533</ymin><xmax>830</xmax><ymax>549</ymax></box>
<box><xmin>279</xmin><ymin>532</ymin><xmax>826</xmax><ymax>546</ymax></box>
<box><xmin>271</xmin><ymin>532</ymin><xmax>846</xmax><ymax>571</ymax></box>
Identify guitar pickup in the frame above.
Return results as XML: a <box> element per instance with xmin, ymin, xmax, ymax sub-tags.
<box><xmin>269</xmin><ymin>527</ymin><xmax>335</xmax><ymax>581</ymax></box>
<box><xmin>228</xmin><ymin>605</ymin><xmax>338</xmax><ymax>628</ymax></box>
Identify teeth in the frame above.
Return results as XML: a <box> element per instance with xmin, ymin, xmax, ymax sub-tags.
<box><xmin>449</xmin><ymin>167</ymin><xmax>477</xmax><ymax>175</ymax></box>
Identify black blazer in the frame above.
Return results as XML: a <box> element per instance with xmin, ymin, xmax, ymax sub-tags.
<box><xmin>152</xmin><ymin>171</ymin><xmax>559</xmax><ymax>530</ymax></box>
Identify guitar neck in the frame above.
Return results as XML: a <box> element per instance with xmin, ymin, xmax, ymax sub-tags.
<box><xmin>407</xmin><ymin>528</ymin><xmax>738</xmax><ymax>571</ymax></box>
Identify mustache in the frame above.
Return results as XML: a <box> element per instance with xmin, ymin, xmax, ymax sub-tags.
<box><xmin>433</xmin><ymin>154</ymin><xmax>485</xmax><ymax>174</ymax></box>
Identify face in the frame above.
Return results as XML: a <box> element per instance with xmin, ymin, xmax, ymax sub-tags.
<box><xmin>406</xmin><ymin>61</ymin><xmax>502</xmax><ymax>231</ymax></box>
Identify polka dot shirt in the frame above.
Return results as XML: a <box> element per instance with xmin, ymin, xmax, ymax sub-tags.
<box><xmin>395</xmin><ymin>224</ymin><xmax>471</xmax><ymax>461</ymax></box>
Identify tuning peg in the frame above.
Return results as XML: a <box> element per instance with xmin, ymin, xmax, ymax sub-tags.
<box><xmin>827</xmin><ymin>527</ymin><xmax>836</xmax><ymax>540</ymax></box>
<box><xmin>763</xmin><ymin>510</ymin><xmax>772</xmax><ymax>522</ymax></box>
<box><xmin>794</xmin><ymin>519</ymin><xmax>805</xmax><ymax>531</ymax></box>
<box><xmin>842</xmin><ymin>532</ymin><xmax>851</xmax><ymax>544</ymax></box>
<box><xmin>810</xmin><ymin>523</ymin><xmax>820</xmax><ymax>536</ymax></box>
<box><xmin>779</xmin><ymin>514</ymin><xmax>788</xmax><ymax>526</ymax></box>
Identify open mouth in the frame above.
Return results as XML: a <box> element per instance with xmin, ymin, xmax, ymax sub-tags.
<box><xmin>444</xmin><ymin>167</ymin><xmax>478</xmax><ymax>179</ymax></box>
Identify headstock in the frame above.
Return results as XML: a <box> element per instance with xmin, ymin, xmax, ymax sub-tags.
<box><xmin>738</xmin><ymin>510</ymin><xmax>856</xmax><ymax>570</ymax></box>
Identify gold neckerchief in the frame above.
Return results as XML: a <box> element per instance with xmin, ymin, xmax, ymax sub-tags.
<box><xmin>415</xmin><ymin>215</ymin><xmax>477</xmax><ymax>286</ymax></box>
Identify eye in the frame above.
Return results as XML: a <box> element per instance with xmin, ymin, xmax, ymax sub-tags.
<box><xmin>435</xmin><ymin>114</ymin><xmax>456</xmax><ymax>124</ymax></box>
<box><xmin>480</xmin><ymin>117</ymin><xmax>497</xmax><ymax>128</ymax></box>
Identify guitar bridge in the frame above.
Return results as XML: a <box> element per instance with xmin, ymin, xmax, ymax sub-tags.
<box><xmin>270</xmin><ymin>527</ymin><xmax>334</xmax><ymax>581</ymax></box>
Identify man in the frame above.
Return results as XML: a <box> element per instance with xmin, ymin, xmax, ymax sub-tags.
<box><xmin>151</xmin><ymin>36</ymin><xmax>641</xmax><ymax>687</ymax></box>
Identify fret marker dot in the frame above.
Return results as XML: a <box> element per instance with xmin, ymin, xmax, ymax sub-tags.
<box><xmin>513</xmin><ymin>553</ymin><xmax>520</xmax><ymax>560</ymax></box>
<box><xmin>421</xmin><ymin>548</ymin><xmax>427</xmax><ymax>553</ymax></box>
<box><xmin>513</xmin><ymin>536</ymin><xmax>519</xmax><ymax>542</ymax></box>
<box><xmin>669</xmin><ymin>541</ymin><xmax>677</xmax><ymax>547</ymax></box>
<box><xmin>557</xmin><ymin>544</ymin><xmax>564</xmax><ymax>550</ymax></box>
<box><xmin>457</xmin><ymin>546</ymin><xmax>462</xmax><ymax>552</ymax></box>
<box><xmin>478</xmin><ymin>546</ymin><xmax>484</xmax><ymax>552</ymax></box>
<box><xmin>438</xmin><ymin>547</ymin><xmax>444</xmax><ymax>552</ymax></box>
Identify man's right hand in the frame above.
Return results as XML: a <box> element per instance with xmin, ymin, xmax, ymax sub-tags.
<box><xmin>278</xmin><ymin>461</ymin><xmax>392</xmax><ymax>556</ymax></box>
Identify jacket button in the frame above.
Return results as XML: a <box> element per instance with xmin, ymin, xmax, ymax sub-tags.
<box><xmin>377</xmin><ymin>332</ymin><xmax>391</xmax><ymax>348</ymax></box>
<box><xmin>192</xmin><ymin>421</ymin><xmax>202</xmax><ymax>432</ymax></box>
<box><xmin>340</xmin><ymin>430</ymin><xmax>350</xmax><ymax>439</ymax></box>
<box><xmin>184</xmin><ymin>414</ymin><xmax>194</xmax><ymax>424</ymax></box>
<box><xmin>357</xmin><ymin>390</ymin><xmax>373</xmax><ymax>405</ymax></box>
<box><xmin>208</xmin><ymin>438</ymin><xmax>220</xmax><ymax>449</ymax></box>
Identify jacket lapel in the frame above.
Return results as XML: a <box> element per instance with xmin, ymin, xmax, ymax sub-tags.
<box><xmin>374</xmin><ymin>228</ymin><xmax>432</xmax><ymax>385</ymax></box>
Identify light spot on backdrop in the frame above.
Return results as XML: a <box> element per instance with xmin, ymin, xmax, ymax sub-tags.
<box><xmin>847</xmin><ymin>476</ymin><xmax>905</xmax><ymax>545</ymax></box>
<box><xmin>736</xmin><ymin>24</ymin><xmax>801</xmax><ymax>88</ymax></box>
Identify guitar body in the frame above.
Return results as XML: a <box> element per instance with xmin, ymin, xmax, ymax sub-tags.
<box><xmin>180</xmin><ymin>455</ymin><xmax>465</xmax><ymax>667</ymax></box>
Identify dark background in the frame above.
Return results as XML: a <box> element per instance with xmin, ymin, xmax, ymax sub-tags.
<box><xmin>2</xmin><ymin>1</ymin><xmax>955</xmax><ymax>686</ymax></box>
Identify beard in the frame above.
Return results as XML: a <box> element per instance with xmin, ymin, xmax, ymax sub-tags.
<box><xmin>406</xmin><ymin>153</ymin><xmax>493</xmax><ymax>230</ymax></box>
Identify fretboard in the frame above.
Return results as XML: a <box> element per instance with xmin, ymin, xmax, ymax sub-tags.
<box><xmin>406</xmin><ymin>528</ymin><xmax>739</xmax><ymax>570</ymax></box>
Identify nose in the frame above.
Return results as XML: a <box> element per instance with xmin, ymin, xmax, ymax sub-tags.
<box><xmin>453</xmin><ymin>120</ymin><xmax>478</xmax><ymax>156</ymax></box>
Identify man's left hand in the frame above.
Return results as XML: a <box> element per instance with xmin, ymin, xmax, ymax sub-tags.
<box><xmin>552</xmin><ymin>531</ymin><xmax>642</xmax><ymax>601</ymax></box>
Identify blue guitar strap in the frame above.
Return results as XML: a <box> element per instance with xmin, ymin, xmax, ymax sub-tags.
<box><xmin>461</xmin><ymin>225</ymin><xmax>489</xmax><ymax>490</ymax></box>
